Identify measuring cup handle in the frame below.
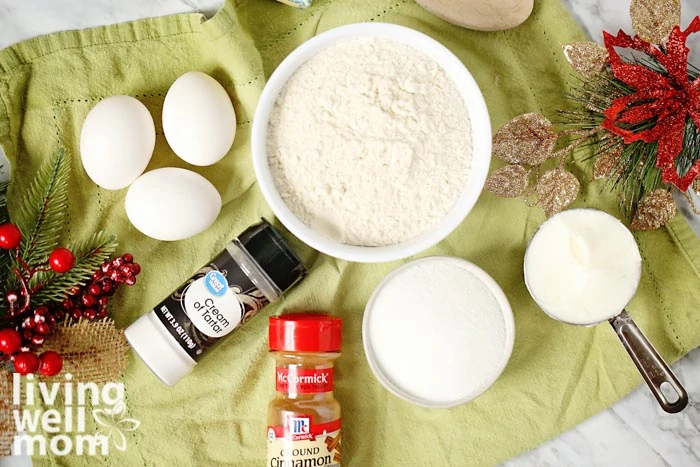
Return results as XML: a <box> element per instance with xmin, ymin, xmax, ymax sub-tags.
<box><xmin>609</xmin><ymin>310</ymin><xmax>688</xmax><ymax>413</ymax></box>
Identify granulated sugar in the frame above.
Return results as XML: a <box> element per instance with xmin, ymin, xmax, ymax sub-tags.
<box><xmin>267</xmin><ymin>38</ymin><xmax>472</xmax><ymax>246</ymax></box>
<box><xmin>364</xmin><ymin>258</ymin><xmax>513</xmax><ymax>406</ymax></box>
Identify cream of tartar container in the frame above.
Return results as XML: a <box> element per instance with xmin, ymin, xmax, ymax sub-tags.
<box><xmin>125</xmin><ymin>219</ymin><xmax>306</xmax><ymax>386</ymax></box>
<box><xmin>363</xmin><ymin>256</ymin><xmax>515</xmax><ymax>408</ymax></box>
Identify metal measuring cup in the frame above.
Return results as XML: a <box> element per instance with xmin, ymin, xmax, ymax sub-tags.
<box><xmin>523</xmin><ymin>209</ymin><xmax>688</xmax><ymax>413</ymax></box>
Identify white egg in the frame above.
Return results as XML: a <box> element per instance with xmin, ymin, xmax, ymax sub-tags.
<box><xmin>80</xmin><ymin>96</ymin><xmax>155</xmax><ymax>190</ymax></box>
<box><xmin>125</xmin><ymin>168</ymin><xmax>222</xmax><ymax>241</ymax></box>
<box><xmin>162</xmin><ymin>71</ymin><xmax>237</xmax><ymax>166</ymax></box>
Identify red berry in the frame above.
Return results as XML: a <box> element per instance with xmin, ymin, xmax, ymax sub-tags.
<box><xmin>132</xmin><ymin>263</ymin><xmax>141</xmax><ymax>275</ymax></box>
<box><xmin>61</xmin><ymin>298</ymin><xmax>74</xmax><ymax>310</ymax></box>
<box><xmin>71</xmin><ymin>309</ymin><xmax>83</xmax><ymax>320</ymax></box>
<box><xmin>83</xmin><ymin>308</ymin><xmax>97</xmax><ymax>320</ymax></box>
<box><xmin>35</xmin><ymin>322</ymin><xmax>51</xmax><ymax>335</ymax></box>
<box><xmin>34</xmin><ymin>306</ymin><xmax>49</xmax><ymax>317</ymax></box>
<box><xmin>112</xmin><ymin>257</ymin><xmax>125</xmax><ymax>268</ymax></box>
<box><xmin>13</xmin><ymin>352</ymin><xmax>40</xmax><ymax>375</ymax></box>
<box><xmin>21</xmin><ymin>317</ymin><xmax>36</xmax><ymax>330</ymax></box>
<box><xmin>31</xmin><ymin>335</ymin><xmax>45</xmax><ymax>346</ymax></box>
<box><xmin>101</xmin><ymin>280</ymin><xmax>114</xmax><ymax>293</ymax></box>
<box><xmin>110</xmin><ymin>271</ymin><xmax>124</xmax><ymax>283</ymax></box>
<box><xmin>122</xmin><ymin>253</ymin><xmax>134</xmax><ymax>263</ymax></box>
<box><xmin>97</xmin><ymin>296</ymin><xmax>109</xmax><ymax>307</ymax></box>
<box><xmin>81</xmin><ymin>294</ymin><xmax>96</xmax><ymax>307</ymax></box>
<box><xmin>88</xmin><ymin>284</ymin><xmax>101</xmax><ymax>296</ymax></box>
<box><xmin>101</xmin><ymin>263</ymin><xmax>111</xmax><ymax>274</ymax></box>
<box><xmin>5</xmin><ymin>290</ymin><xmax>19</xmax><ymax>305</ymax></box>
<box><xmin>124</xmin><ymin>276</ymin><xmax>137</xmax><ymax>286</ymax></box>
<box><xmin>21</xmin><ymin>329</ymin><xmax>33</xmax><ymax>341</ymax></box>
<box><xmin>121</xmin><ymin>264</ymin><xmax>135</xmax><ymax>277</ymax></box>
<box><xmin>92</xmin><ymin>269</ymin><xmax>104</xmax><ymax>280</ymax></box>
<box><xmin>38</xmin><ymin>351</ymin><xmax>63</xmax><ymax>377</ymax></box>
<box><xmin>0</xmin><ymin>224</ymin><xmax>21</xmax><ymax>249</ymax></box>
<box><xmin>68</xmin><ymin>286</ymin><xmax>82</xmax><ymax>296</ymax></box>
<box><xmin>49</xmin><ymin>248</ymin><xmax>75</xmax><ymax>273</ymax></box>
<box><xmin>96</xmin><ymin>309</ymin><xmax>108</xmax><ymax>319</ymax></box>
<box><xmin>0</xmin><ymin>329</ymin><xmax>22</xmax><ymax>355</ymax></box>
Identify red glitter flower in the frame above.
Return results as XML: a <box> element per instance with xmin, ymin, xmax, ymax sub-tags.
<box><xmin>601</xmin><ymin>17</ymin><xmax>700</xmax><ymax>191</ymax></box>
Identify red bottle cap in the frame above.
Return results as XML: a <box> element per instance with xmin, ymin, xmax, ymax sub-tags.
<box><xmin>269</xmin><ymin>313</ymin><xmax>342</xmax><ymax>352</ymax></box>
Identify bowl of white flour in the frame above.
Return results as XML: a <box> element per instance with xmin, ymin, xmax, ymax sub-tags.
<box><xmin>252</xmin><ymin>23</ymin><xmax>491</xmax><ymax>262</ymax></box>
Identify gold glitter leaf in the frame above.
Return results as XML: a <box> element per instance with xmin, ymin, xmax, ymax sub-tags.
<box><xmin>536</xmin><ymin>168</ymin><xmax>580</xmax><ymax>217</ymax></box>
<box><xmin>593</xmin><ymin>145</ymin><xmax>624</xmax><ymax>180</ymax></box>
<box><xmin>630</xmin><ymin>189</ymin><xmax>676</xmax><ymax>230</ymax></box>
<box><xmin>693</xmin><ymin>178</ymin><xmax>700</xmax><ymax>194</ymax></box>
<box><xmin>563</xmin><ymin>42</ymin><xmax>609</xmax><ymax>76</ymax></box>
<box><xmin>630</xmin><ymin>0</ymin><xmax>680</xmax><ymax>44</ymax></box>
<box><xmin>485</xmin><ymin>164</ymin><xmax>530</xmax><ymax>197</ymax></box>
<box><xmin>493</xmin><ymin>113</ymin><xmax>557</xmax><ymax>166</ymax></box>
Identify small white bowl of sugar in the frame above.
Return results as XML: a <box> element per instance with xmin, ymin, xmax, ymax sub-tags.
<box><xmin>252</xmin><ymin>22</ymin><xmax>491</xmax><ymax>263</ymax></box>
<box><xmin>362</xmin><ymin>256</ymin><xmax>515</xmax><ymax>407</ymax></box>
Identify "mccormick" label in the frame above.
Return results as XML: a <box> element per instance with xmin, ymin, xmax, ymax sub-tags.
<box><xmin>267</xmin><ymin>416</ymin><xmax>341</xmax><ymax>467</ymax></box>
<box><xmin>276</xmin><ymin>368</ymin><xmax>334</xmax><ymax>394</ymax></box>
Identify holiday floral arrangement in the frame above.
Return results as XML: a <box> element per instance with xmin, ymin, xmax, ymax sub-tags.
<box><xmin>0</xmin><ymin>149</ymin><xmax>137</xmax><ymax>379</ymax></box>
<box><xmin>486</xmin><ymin>0</ymin><xmax>700</xmax><ymax>230</ymax></box>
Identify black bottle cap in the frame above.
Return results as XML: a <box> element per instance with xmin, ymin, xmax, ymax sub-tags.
<box><xmin>238</xmin><ymin>219</ymin><xmax>307</xmax><ymax>293</ymax></box>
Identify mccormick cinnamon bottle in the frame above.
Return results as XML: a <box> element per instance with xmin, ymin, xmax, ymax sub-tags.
<box><xmin>267</xmin><ymin>314</ymin><xmax>342</xmax><ymax>466</ymax></box>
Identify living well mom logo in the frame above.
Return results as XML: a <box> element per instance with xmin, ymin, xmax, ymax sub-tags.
<box><xmin>11</xmin><ymin>373</ymin><xmax>140</xmax><ymax>456</ymax></box>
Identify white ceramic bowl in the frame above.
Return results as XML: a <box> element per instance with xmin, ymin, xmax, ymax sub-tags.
<box><xmin>252</xmin><ymin>23</ymin><xmax>491</xmax><ymax>263</ymax></box>
<box><xmin>362</xmin><ymin>256</ymin><xmax>515</xmax><ymax>408</ymax></box>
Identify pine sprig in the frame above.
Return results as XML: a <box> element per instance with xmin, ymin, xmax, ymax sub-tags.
<box><xmin>560</xmin><ymin>55</ymin><xmax>700</xmax><ymax>218</ymax></box>
<box><xmin>13</xmin><ymin>148</ymin><xmax>70</xmax><ymax>269</ymax></box>
<box><xmin>0</xmin><ymin>179</ymin><xmax>9</xmax><ymax>225</ymax></box>
<box><xmin>612</xmin><ymin>141</ymin><xmax>663</xmax><ymax>217</ymax></box>
<box><xmin>31</xmin><ymin>231</ymin><xmax>118</xmax><ymax>305</ymax></box>
<box><xmin>0</xmin><ymin>180</ymin><xmax>11</xmax><ymax>314</ymax></box>
<box><xmin>0</xmin><ymin>180</ymin><xmax>10</xmax><ymax>282</ymax></box>
<box><xmin>676</xmin><ymin>118</ymin><xmax>700</xmax><ymax>177</ymax></box>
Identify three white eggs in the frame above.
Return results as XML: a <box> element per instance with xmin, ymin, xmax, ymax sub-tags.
<box><xmin>79</xmin><ymin>71</ymin><xmax>236</xmax><ymax>241</ymax></box>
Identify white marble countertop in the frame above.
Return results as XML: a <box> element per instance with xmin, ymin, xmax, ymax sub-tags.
<box><xmin>0</xmin><ymin>0</ymin><xmax>698</xmax><ymax>466</ymax></box>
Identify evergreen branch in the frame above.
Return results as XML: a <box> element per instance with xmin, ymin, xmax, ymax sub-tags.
<box><xmin>31</xmin><ymin>231</ymin><xmax>117</xmax><ymax>305</ymax></box>
<box><xmin>14</xmin><ymin>148</ymin><xmax>70</xmax><ymax>269</ymax></box>
<box><xmin>0</xmin><ymin>180</ymin><xmax>10</xmax><ymax>298</ymax></box>
<box><xmin>676</xmin><ymin>117</ymin><xmax>700</xmax><ymax>177</ymax></box>
<box><xmin>562</xmin><ymin>56</ymin><xmax>700</xmax><ymax>219</ymax></box>
<box><xmin>632</xmin><ymin>53</ymin><xmax>667</xmax><ymax>76</ymax></box>
<box><xmin>610</xmin><ymin>141</ymin><xmax>663</xmax><ymax>217</ymax></box>
<box><xmin>574</xmin><ymin>130</ymin><xmax>618</xmax><ymax>162</ymax></box>
<box><xmin>0</xmin><ymin>179</ymin><xmax>9</xmax><ymax>225</ymax></box>
<box><xmin>689</xmin><ymin>62</ymin><xmax>700</xmax><ymax>79</ymax></box>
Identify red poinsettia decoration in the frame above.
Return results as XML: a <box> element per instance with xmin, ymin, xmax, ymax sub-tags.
<box><xmin>601</xmin><ymin>17</ymin><xmax>700</xmax><ymax>191</ymax></box>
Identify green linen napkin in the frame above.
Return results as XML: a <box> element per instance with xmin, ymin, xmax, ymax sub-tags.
<box><xmin>0</xmin><ymin>0</ymin><xmax>699</xmax><ymax>465</ymax></box>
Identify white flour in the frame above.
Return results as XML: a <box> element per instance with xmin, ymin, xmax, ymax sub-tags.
<box><xmin>366</xmin><ymin>259</ymin><xmax>510</xmax><ymax>404</ymax></box>
<box><xmin>267</xmin><ymin>38</ymin><xmax>472</xmax><ymax>246</ymax></box>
